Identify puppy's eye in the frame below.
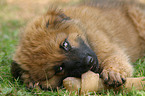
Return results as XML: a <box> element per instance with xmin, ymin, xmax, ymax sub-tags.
<box><xmin>63</xmin><ymin>41</ymin><xmax>69</xmax><ymax>48</ymax></box>
<box><xmin>60</xmin><ymin>39</ymin><xmax>71</xmax><ymax>51</ymax></box>
<box><xmin>56</xmin><ymin>66</ymin><xmax>63</xmax><ymax>73</ymax></box>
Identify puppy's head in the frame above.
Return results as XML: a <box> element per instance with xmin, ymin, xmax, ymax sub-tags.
<box><xmin>13</xmin><ymin>8</ymin><xmax>99</xmax><ymax>89</ymax></box>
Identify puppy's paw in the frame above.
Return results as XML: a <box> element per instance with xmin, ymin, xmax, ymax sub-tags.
<box><xmin>39</xmin><ymin>81</ymin><xmax>52</xmax><ymax>90</ymax></box>
<box><xmin>27</xmin><ymin>81</ymin><xmax>40</xmax><ymax>89</ymax></box>
<box><xmin>21</xmin><ymin>73</ymin><xmax>40</xmax><ymax>89</ymax></box>
<box><xmin>100</xmin><ymin>69</ymin><xmax>126</xmax><ymax>87</ymax></box>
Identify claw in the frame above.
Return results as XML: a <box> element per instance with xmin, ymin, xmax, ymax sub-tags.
<box><xmin>104</xmin><ymin>78</ymin><xmax>108</xmax><ymax>84</ymax></box>
<box><xmin>101</xmin><ymin>70</ymin><xmax>126</xmax><ymax>88</ymax></box>
<box><xmin>28</xmin><ymin>82</ymin><xmax>34</xmax><ymax>89</ymax></box>
<box><xmin>117</xmin><ymin>80</ymin><xmax>120</xmax><ymax>84</ymax></box>
<box><xmin>100</xmin><ymin>74</ymin><xmax>102</xmax><ymax>78</ymax></box>
<box><xmin>122</xmin><ymin>78</ymin><xmax>126</xmax><ymax>83</ymax></box>
<box><xmin>116</xmin><ymin>81</ymin><xmax>121</xmax><ymax>87</ymax></box>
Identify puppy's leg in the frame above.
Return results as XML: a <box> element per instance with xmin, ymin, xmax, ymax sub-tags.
<box><xmin>39</xmin><ymin>76</ymin><xmax>63</xmax><ymax>90</ymax></box>
<box><xmin>89</xmin><ymin>33</ymin><xmax>133</xmax><ymax>87</ymax></box>
<box><xmin>97</xmin><ymin>43</ymin><xmax>133</xmax><ymax>87</ymax></box>
<box><xmin>11</xmin><ymin>61</ymin><xmax>39</xmax><ymax>89</ymax></box>
<box><xmin>100</xmin><ymin>53</ymin><xmax>133</xmax><ymax>87</ymax></box>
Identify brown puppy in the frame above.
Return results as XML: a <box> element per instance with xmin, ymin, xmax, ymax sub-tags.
<box><xmin>11</xmin><ymin>1</ymin><xmax>145</xmax><ymax>90</ymax></box>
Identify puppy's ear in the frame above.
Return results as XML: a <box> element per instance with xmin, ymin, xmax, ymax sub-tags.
<box><xmin>45</xmin><ymin>8</ymin><xmax>71</xmax><ymax>28</ymax></box>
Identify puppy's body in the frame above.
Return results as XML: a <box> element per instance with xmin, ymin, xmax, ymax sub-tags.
<box><xmin>64</xmin><ymin>5</ymin><xmax>145</xmax><ymax>62</ymax></box>
<box><xmin>11</xmin><ymin>1</ymin><xmax>145</xmax><ymax>89</ymax></box>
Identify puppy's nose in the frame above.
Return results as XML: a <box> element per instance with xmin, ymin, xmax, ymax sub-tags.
<box><xmin>85</xmin><ymin>55</ymin><xmax>94</xmax><ymax>65</ymax></box>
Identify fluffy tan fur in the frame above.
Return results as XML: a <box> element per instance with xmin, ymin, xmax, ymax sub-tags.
<box><xmin>12</xmin><ymin>1</ymin><xmax>145</xmax><ymax>89</ymax></box>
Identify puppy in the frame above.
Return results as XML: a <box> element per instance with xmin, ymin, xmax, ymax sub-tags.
<box><xmin>11</xmin><ymin>0</ymin><xmax>145</xmax><ymax>89</ymax></box>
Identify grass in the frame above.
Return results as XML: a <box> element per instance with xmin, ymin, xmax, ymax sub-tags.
<box><xmin>0</xmin><ymin>0</ymin><xmax>145</xmax><ymax>96</ymax></box>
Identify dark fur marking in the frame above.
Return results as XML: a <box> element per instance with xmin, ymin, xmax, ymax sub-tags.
<box><xmin>46</xmin><ymin>20</ymin><xmax>49</xmax><ymax>28</ymax></box>
<box><xmin>46</xmin><ymin>13</ymin><xmax>71</xmax><ymax>28</ymax></box>
<box><xmin>11</xmin><ymin>61</ymin><xmax>25</xmax><ymax>79</ymax></box>
<box><xmin>59</xmin><ymin>13</ymin><xmax>71</xmax><ymax>21</ymax></box>
<box><xmin>54</xmin><ymin>13</ymin><xmax>71</xmax><ymax>25</ymax></box>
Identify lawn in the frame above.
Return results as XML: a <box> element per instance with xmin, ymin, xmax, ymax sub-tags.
<box><xmin>0</xmin><ymin>0</ymin><xmax>145</xmax><ymax>96</ymax></box>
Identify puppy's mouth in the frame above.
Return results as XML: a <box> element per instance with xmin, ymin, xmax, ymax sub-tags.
<box><xmin>89</xmin><ymin>58</ymin><xmax>99</xmax><ymax>73</ymax></box>
<box><xmin>90</xmin><ymin>66</ymin><xmax>93</xmax><ymax>70</ymax></box>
